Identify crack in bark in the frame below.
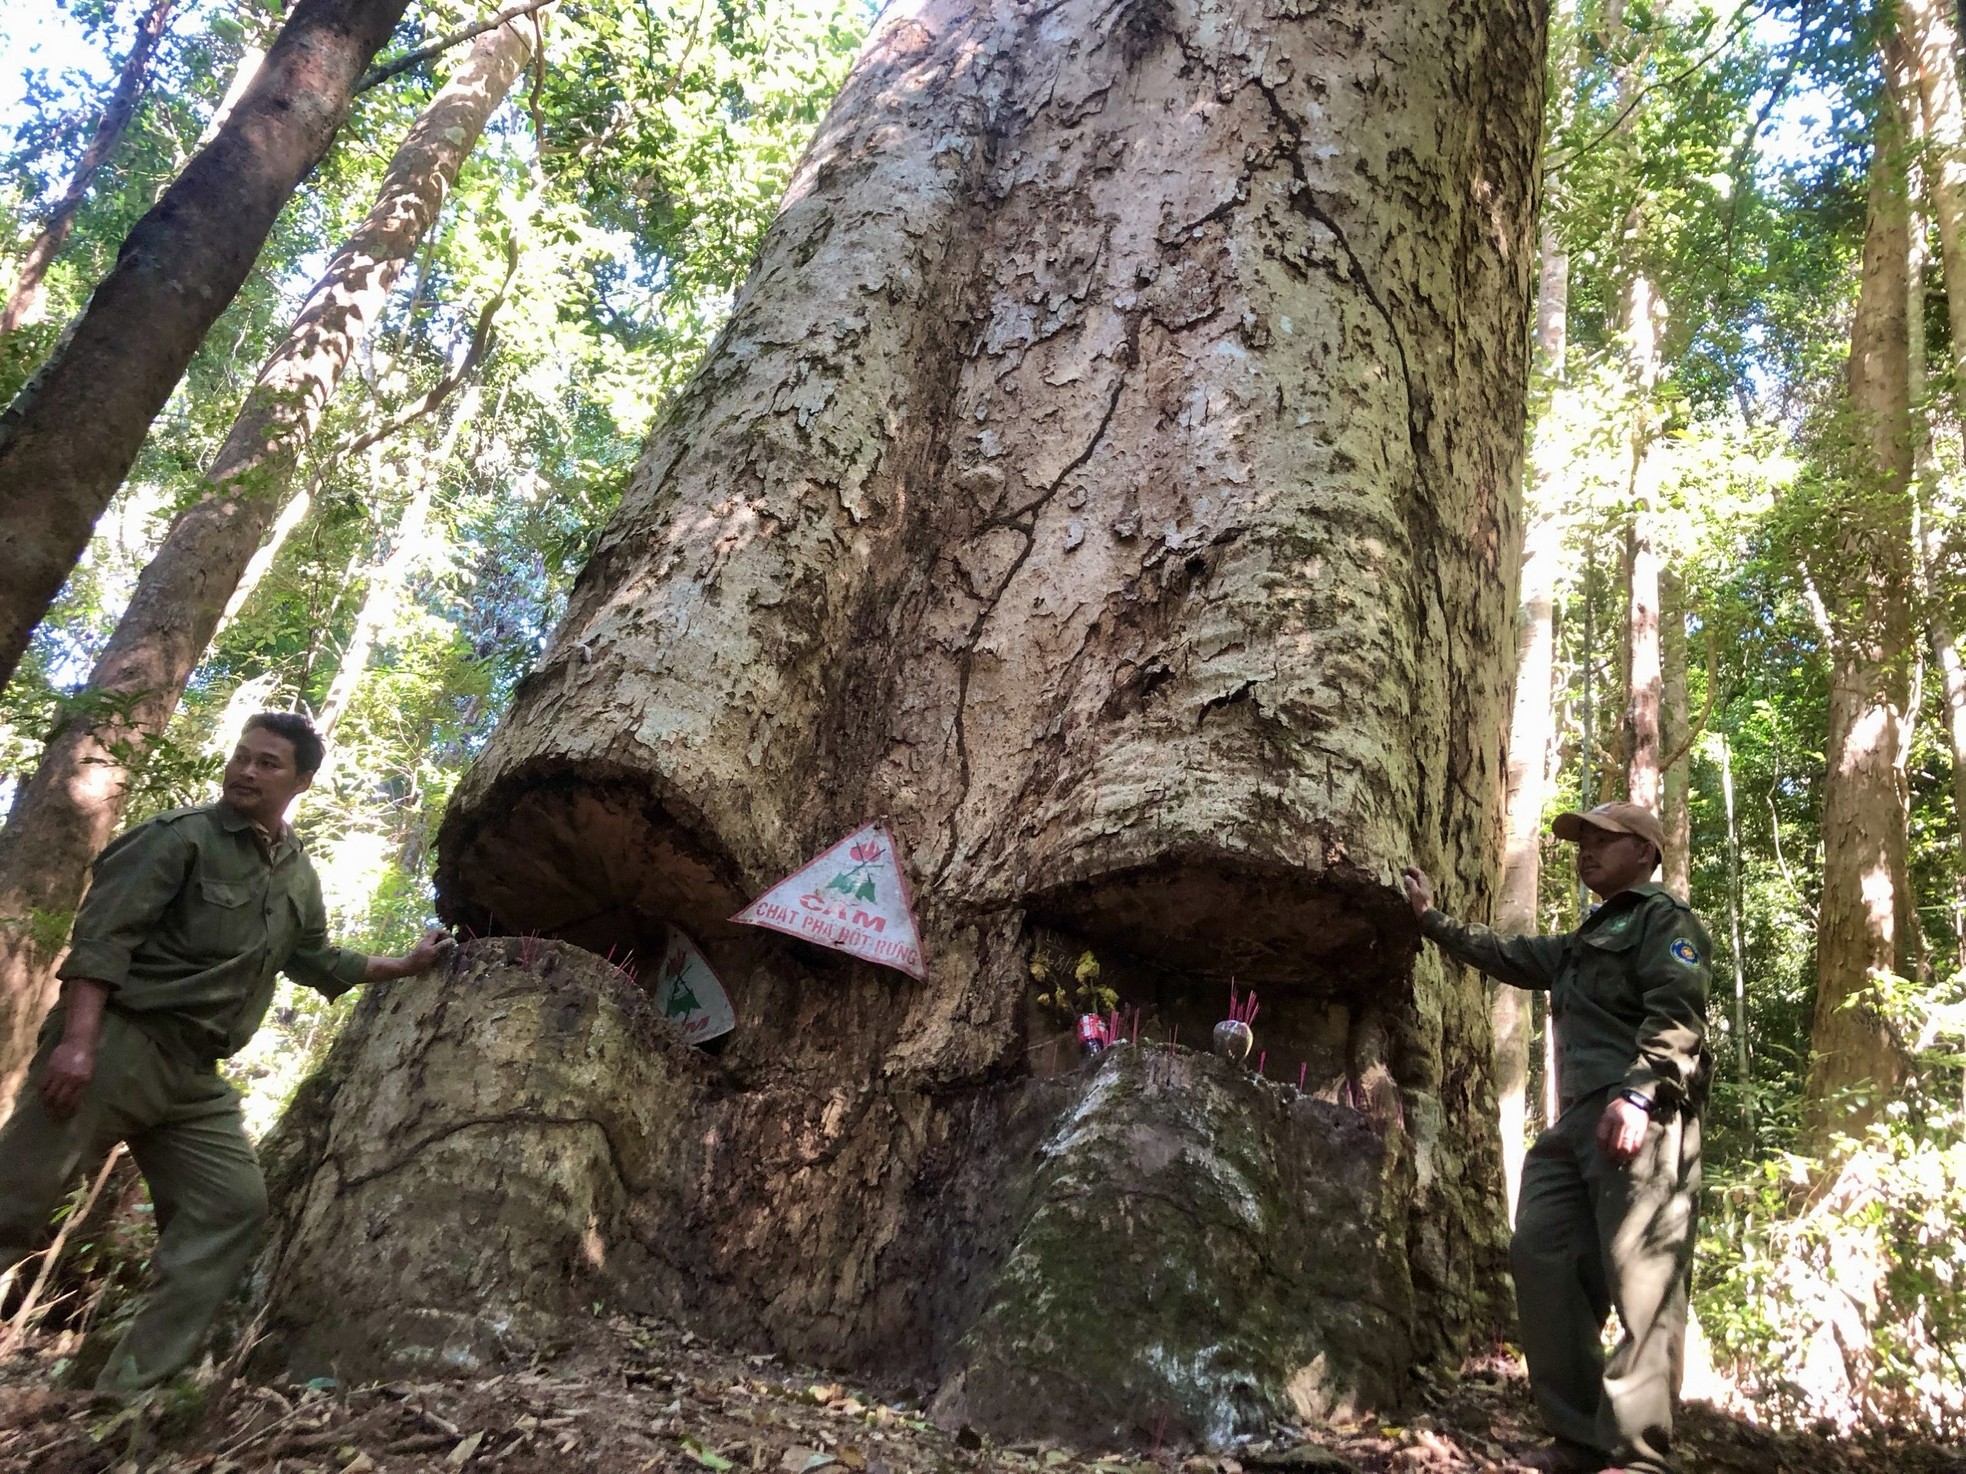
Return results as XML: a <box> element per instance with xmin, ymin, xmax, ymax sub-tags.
<box><xmin>330</xmin><ymin>1110</ymin><xmax>638</xmax><ymax>1197</ymax></box>
<box><xmin>1248</xmin><ymin>71</ymin><xmax>1459</xmax><ymax>847</ymax></box>
<box><xmin>930</xmin><ymin>318</ymin><xmax>1140</xmax><ymax>891</ymax></box>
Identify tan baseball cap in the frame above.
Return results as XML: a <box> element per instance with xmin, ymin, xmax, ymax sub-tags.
<box><xmin>1551</xmin><ymin>800</ymin><xmax>1666</xmax><ymax>854</ymax></box>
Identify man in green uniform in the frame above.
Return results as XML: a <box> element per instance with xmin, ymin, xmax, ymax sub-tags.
<box><xmin>1402</xmin><ymin>802</ymin><xmax>1709</xmax><ymax>1474</ymax></box>
<box><xmin>0</xmin><ymin>712</ymin><xmax>452</xmax><ymax>1395</ymax></box>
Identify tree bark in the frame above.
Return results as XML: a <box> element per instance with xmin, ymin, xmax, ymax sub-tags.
<box><xmin>0</xmin><ymin>0</ymin><xmax>178</xmax><ymax>341</ymax></box>
<box><xmin>1804</xmin><ymin>94</ymin><xmax>1918</xmax><ymax>1136</ymax></box>
<box><xmin>0</xmin><ymin>21</ymin><xmax>533</xmax><ymax>1118</ymax></box>
<box><xmin>0</xmin><ymin>0</ymin><xmax>413</xmax><ymax>694</ymax></box>
<box><xmin>276</xmin><ymin>0</ymin><xmax>1544</xmax><ymax>1438</ymax></box>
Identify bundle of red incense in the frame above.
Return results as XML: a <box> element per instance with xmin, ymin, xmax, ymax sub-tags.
<box><xmin>1225</xmin><ymin>980</ymin><xmax>1259</xmax><ymax>1027</ymax></box>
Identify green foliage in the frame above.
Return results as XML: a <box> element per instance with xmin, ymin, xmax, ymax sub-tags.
<box><xmin>1697</xmin><ymin>977</ymin><xmax>1966</xmax><ymax>1432</ymax></box>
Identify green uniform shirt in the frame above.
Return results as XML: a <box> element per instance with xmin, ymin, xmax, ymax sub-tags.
<box><xmin>1420</xmin><ymin>883</ymin><xmax>1712</xmax><ymax>1111</ymax></box>
<box><xmin>57</xmin><ymin>802</ymin><xmax>369</xmax><ymax>1061</ymax></box>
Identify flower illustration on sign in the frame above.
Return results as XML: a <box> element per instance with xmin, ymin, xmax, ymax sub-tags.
<box><xmin>826</xmin><ymin>841</ymin><xmax>884</xmax><ymax>903</ymax></box>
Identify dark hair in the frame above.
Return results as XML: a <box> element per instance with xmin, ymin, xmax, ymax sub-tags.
<box><xmin>243</xmin><ymin>711</ymin><xmax>325</xmax><ymax>776</ymax></box>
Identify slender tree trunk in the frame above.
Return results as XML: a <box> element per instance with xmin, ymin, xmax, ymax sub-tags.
<box><xmin>1805</xmin><ymin>94</ymin><xmax>1918</xmax><ymax>1136</ymax></box>
<box><xmin>1900</xmin><ymin>0</ymin><xmax>1966</xmax><ymax>955</ymax></box>
<box><xmin>0</xmin><ymin>0</ymin><xmax>414</xmax><ymax>694</ymax></box>
<box><xmin>219</xmin><ymin>284</ymin><xmax>503</xmax><ymax>639</ymax></box>
<box><xmin>0</xmin><ymin>21</ymin><xmax>533</xmax><ymax>1116</ymax></box>
<box><xmin>1934</xmin><ymin>616</ymin><xmax>1966</xmax><ymax>957</ymax></box>
<box><xmin>1497</xmin><ymin>513</ymin><xmax>1559</xmax><ymax>1219</ymax></box>
<box><xmin>1622</xmin><ymin>270</ymin><xmax>1664</xmax><ymax>815</ymax></box>
<box><xmin>1534</xmin><ymin>222</ymin><xmax>1568</xmax><ymax>371</ymax></box>
<box><xmin>269</xmin><ymin>0</ymin><xmax>1548</xmax><ymax>1435</ymax></box>
<box><xmin>0</xmin><ymin>0</ymin><xmax>178</xmax><ymax>340</ymax></box>
<box><xmin>1720</xmin><ymin>736</ymin><xmax>1751</xmax><ymax>1130</ymax></box>
<box><xmin>1495</xmin><ymin>204</ymin><xmax>1573</xmax><ymax>1218</ymax></box>
<box><xmin>1661</xmin><ymin>568</ymin><xmax>1691</xmax><ymax>897</ymax></box>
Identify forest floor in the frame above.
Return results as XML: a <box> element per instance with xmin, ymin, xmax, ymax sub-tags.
<box><xmin>0</xmin><ymin>1313</ymin><xmax>1962</xmax><ymax>1474</ymax></box>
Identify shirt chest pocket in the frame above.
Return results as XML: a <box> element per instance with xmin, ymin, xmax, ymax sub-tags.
<box><xmin>1577</xmin><ymin>923</ymin><xmax>1644</xmax><ymax>1017</ymax></box>
<box><xmin>196</xmin><ymin>878</ymin><xmax>267</xmax><ymax>957</ymax></box>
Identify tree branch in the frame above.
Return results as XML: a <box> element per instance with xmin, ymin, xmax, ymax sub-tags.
<box><xmin>343</xmin><ymin>238</ymin><xmax>515</xmax><ymax>460</ymax></box>
<box><xmin>1545</xmin><ymin>3</ymin><xmax>1767</xmax><ymax>177</ymax></box>
<box><xmin>356</xmin><ymin>0</ymin><xmax>557</xmax><ymax>95</ymax></box>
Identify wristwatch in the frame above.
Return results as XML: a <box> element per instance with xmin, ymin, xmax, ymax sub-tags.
<box><xmin>1617</xmin><ymin>1088</ymin><xmax>1655</xmax><ymax>1115</ymax></box>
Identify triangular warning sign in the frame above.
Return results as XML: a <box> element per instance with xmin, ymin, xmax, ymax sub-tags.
<box><xmin>652</xmin><ymin>925</ymin><xmax>736</xmax><ymax>1045</ymax></box>
<box><xmin>731</xmin><ymin>822</ymin><xmax>926</xmax><ymax>978</ymax></box>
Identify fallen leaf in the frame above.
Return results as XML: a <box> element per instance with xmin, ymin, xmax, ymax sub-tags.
<box><xmin>838</xmin><ymin>1445</ymin><xmax>867</xmax><ymax>1470</ymax></box>
<box><xmin>683</xmin><ymin>1437</ymin><xmax>735</xmax><ymax>1471</ymax></box>
<box><xmin>446</xmin><ymin>1430</ymin><xmax>485</xmax><ymax>1468</ymax></box>
<box><xmin>342</xmin><ymin>1454</ymin><xmax>376</xmax><ymax>1473</ymax></box>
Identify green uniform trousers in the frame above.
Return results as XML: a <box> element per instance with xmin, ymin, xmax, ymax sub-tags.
<box><xmin>0</xmin><ymin>1009</ymin><xmax>267</xmax><ymax>1394</ymax></box>
<box><xmin>1511</xmin><ymin>1086</ymin><xmax>1701</xmax><ymax>1474</ymax></box>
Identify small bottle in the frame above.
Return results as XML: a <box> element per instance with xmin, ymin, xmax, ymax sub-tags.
<box><xmin>1077</xmin><ymin>1013</ymin><xmax>1111</xmax><ymax>1057</ymax></box>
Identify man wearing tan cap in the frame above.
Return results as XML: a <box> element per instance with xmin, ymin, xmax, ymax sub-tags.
<box><xmin>1402</xmin><ymin>801</ymin><xmax>1711</xmax><ymax>1474</ymax></box>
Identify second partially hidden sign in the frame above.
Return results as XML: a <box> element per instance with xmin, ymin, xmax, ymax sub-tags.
<box><xmin>731</xmin><ymin>822</ymin><xmax>926</xmax><ymax>979</ymax></box>
<box><xmin>653</xmin><ymin>926</ymin><xmax>736</xmax><ymax>1045</ymax></box>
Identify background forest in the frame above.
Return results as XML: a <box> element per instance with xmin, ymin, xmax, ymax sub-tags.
<box><xmin>4</xmin><ymin>0</ymin><xmax>1966</xmax><ymax>1438</ymax></box>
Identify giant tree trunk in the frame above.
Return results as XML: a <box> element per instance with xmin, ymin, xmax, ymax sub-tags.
<box><xmin>266</xmin><ymin>0</ymin><xmax>1545</xmax><ymax>1443</ymax></box>
<box><xmin>0</xmin><ymin>22</ymin><xmax>532</xmax><ymax>1118</ymax></box>
<box><xmin>0</xmin><ymin>0</ymin><xmax>178</xmax><ymax>342</ymax></box>
<box><xmin>0</xmin><ymin>0</ymin><xmax>413</xmax><ymax>693</ymax></box>
<box><xmin>1805</xmin><ymin>99</ymin><xmax>1918</xmax><ymax>1135</ymax></box>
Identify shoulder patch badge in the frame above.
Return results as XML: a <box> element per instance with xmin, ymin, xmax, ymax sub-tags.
<box><xmin>1669</xmin><ymin>938</ymin><xmax>1701</xmax><ymax>967</ymax></box>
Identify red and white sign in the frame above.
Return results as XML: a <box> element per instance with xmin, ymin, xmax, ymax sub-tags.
<box><xmin>653</xmin><ymin>926</ymin><xmax>736</xmax><ymax>1045</ymax></box>
<box><xmin>731</xmin><ymin>822</ymin><xmax>926</xmax><ymax>979</ymax></box>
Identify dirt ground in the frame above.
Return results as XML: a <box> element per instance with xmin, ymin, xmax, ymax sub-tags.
<box><xmin>2</xmin><ymin>1314</ymin><xmax>1963</xmax><ymax>1474</ymax></box>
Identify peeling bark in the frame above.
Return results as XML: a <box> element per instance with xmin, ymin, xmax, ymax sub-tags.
<box><xmin>294</xmin><ymin>0</ymin><xmax>1547</xmax><ymax>1430</ymax></box>
<box><xmin>0</xmin><ymin>23</ymin><xmax>533</xmax><ymax>1117</ymax></box>
<box><xmin>0</xmin><ymin>0</ymin><xmax>414</xmax><ymax>691</ymax></box>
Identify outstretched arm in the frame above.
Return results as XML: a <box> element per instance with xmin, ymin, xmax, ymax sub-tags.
<box><xmin>362</xmin><ymin>927</ymin><xmax>455</xmax><ymax>982</ymax></box>
<box><xmin>286</xmin><ymin>862</ymin><xmax>452</xmax><ymax>997</ymax></box>
<box><xmin>1401</xmin><ymin>866</ymin><xmax>1568</xmax><ymax>991</ymax></box>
